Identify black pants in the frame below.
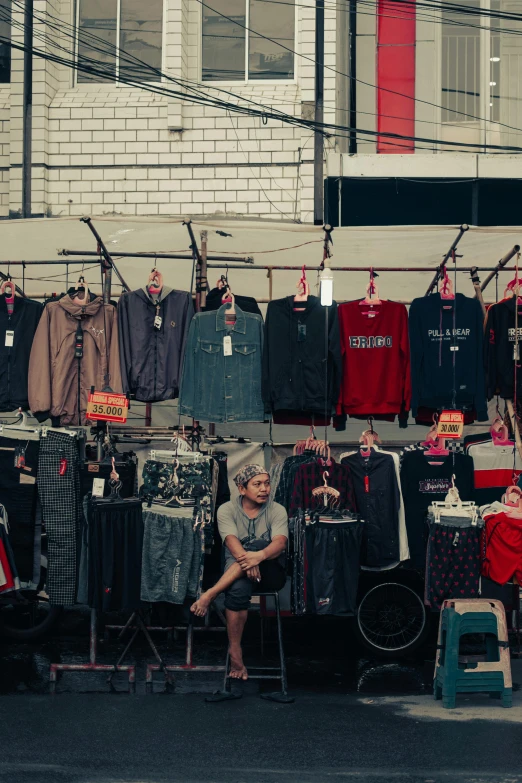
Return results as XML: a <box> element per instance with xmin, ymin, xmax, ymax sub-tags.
<box><xmin>0</xmin><ymin>436</ymin><xmax>39</xmax><ymax>582</ymax></box>
<box><xmin>305</xmin><ymin>521</ymin><xmax>364</xmax><ymax>616</ymax></box>
<box><xmin>224</xmin><ymin>559</ymin><xmax>286</xmax><ymax>611</ymax></box>
<box><xmin>88</xmin><ymin>497</ymin><xmax>144</xmax><ymax>612</ymax></box>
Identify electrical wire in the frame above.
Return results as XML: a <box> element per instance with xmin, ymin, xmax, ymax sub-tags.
<box><xmin>5</xmin><ymin>0</ymin><xmax>522</xmax><ymax>156</ymax></box>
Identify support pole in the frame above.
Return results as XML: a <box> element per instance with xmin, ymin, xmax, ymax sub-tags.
<box><xmin>80</xmin><ymin>217</ymin><xmax>132</xmax><ymax>294</ymax></box>
<box><xmin>59</xmin><ymin>249</ymin><xmax>254</xmax><ymax>264</ymax></box>
<box><xmin>314</xmin><ymin>0</ymin><xmax>325</xmax><ymax>226</ymax></box>
<box><xmin>349</xmin><ymin>0</ymin><xmax>357</xmax><ymax>155</ymax></box>
<box><xmin>200</xmin><ymin>230</ymin><xmax>208</xmax><ymax>310</ymax></box>
<box><xmin>22</xmin><ymin>0</ymin><xmax>33</xmax><ymax>219</ymax></box>
<box><xmin>470</xmin><ymin>267</ymin><xmax>486</xmax><ymax>317</ymax></box>
<box><xmin>425</xmin><ymin>224</ymin><xmax>470</xmax><ymax>296</ymax></box>
<box><xmin>481</xmin><ymin>245</ymin><xmax>521</xmax><ymax>293</ymax></box>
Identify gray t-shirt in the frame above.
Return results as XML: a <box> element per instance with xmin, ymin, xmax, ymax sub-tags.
<box><xmin>218</xmin><ymin>496</ymin><xmax>288</xmax><ymax>567</ymax></box>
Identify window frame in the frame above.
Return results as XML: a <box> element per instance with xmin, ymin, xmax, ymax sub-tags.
<box><xmin>436</xmin><ymin>0</ymin><xmax>506</xmax><ymax>152</ymax></box>
<box><xmin>73</xmin><ymin>0</ymin><xmax>166</xmax><ymax>89</ymax></box>
<box><xmin>199</xmin><ymin>0</ymin><xmax>298</xmax><ymax>86</ymax></box>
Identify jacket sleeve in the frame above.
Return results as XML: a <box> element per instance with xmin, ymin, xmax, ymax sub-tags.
<box><xmin>473</xmin><ymin>299</ymin><xmax>488</xmax><ymax>421</ymax></box>
<box><xmin>408</xmin><ymin>298</ymin><xmax>422</xmax><ymax>417</ymax></box>
<box><xmin>28</xmin><ymin>304</ymin><xmax>52</xmax><ymax>421</ymax></box>
<box><xmin>399</xmin><ymin>304</ymin><xmax>412</xmax><ymax>423</ymax></box>
<box><xmin>178</xmin><ymin>314</ymin><xmax>198</xmax><ymax>416</ymax></box>
<box><xmin>117</xmin><ymin>293</ymin><xmax>131</xmax><ymax>394</ymax></box>
<box><xmin>179</xmin><ymin>292</ymin><xmax>195</xmax><ymax>373</ymax></box>
<box><xmin>484</xmin><ymin>303</ymin><xmax>497</xmax><ymax>401</ymax></box>
<box><xmin>328</xmin><ymin>302</ymin><xmax>343</xmax><ymax>412</ymax></box>
<box><xmin>107</xmin><ymin>305</ymin><xmax>123</xmax><ymax>394</ymax></box>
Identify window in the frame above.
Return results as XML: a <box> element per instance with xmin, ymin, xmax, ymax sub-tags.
<box><xmin>202</xmin><ymin>0</ymin><xmax>295</xmax><ymax>81</ymax></box>
<box><xmin>441</xmin><ymin>0</ymin><xmax>522</xmax><ymax>151</ymax></box>
<box><xmin>0</xmin><ymin>0</ymin><xmax>11</xmax><ymax>84</ymax></box>
<box><xmin>77</xmin><ymin>0</ymin><xmax>163</xmax><ymax>84</ymax></box>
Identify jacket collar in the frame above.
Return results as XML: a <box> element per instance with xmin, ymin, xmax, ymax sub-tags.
<box><xmin>236</xmin><ymin>494</ymin><xmax>269</xmax><ymax>519</ymax></box>
<box><xmin>216</xmin><ymin>302</ymin><xmax>247</xmax><ymax>334</ymax></box>
<box><xmin>58</xmin><ymin>294</ymin><xmax>104</xmax><ymax>318</ymax></box>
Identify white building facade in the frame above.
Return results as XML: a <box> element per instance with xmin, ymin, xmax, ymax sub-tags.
<box><xmin>0</xmin><ymin>1</ymin><xmax>521</xmax><ymax>225</ymax></box>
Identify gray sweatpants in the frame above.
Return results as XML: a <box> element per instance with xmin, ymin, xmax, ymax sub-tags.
<box><xmin>141</xmin><ymin>510</ymin><xmax>202</xmax><ymax>604</ymax></box>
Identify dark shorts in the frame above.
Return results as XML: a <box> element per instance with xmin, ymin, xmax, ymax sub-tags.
<box><xmin>224</xmin><ymin>559</ymin><xmax>287</xmax><ymax>611</ymax></box>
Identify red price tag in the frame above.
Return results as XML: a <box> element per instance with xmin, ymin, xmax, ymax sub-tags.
<box><xmin>437</xmin><ymin>410</ymin><xmax>465</xmax><ymax>440</ymax></box>
<box><xmin>59</xmin><ymin>457</ymin><xmax>68</xmax><ymax>476</ymax></box>
<box><xmin>87</xmin><ymin>391</ymin><xmax>129</xmax><ymax>424</ymax></box>
<box><xmin>364</xmin><ymin>476</ymin><xmax>370</xmax><ymax>493</ymax></box>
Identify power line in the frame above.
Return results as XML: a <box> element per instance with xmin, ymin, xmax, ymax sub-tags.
<box><xmin>5</xmin><ymin>1</ymin><xmax>522</xmax><ymax>156</ymax></box>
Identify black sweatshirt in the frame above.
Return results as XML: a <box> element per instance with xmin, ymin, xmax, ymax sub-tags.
<box><xmin>409</xmin><ymin>293</ymin><xmax>487</xmax><ymax>421</ymax></box>
<box><xmin>0</xmin><ymin>295</ymin><xmax>43</xmax><ymax>411</ymax></box>
<box><xmin>484</xmin><ymin>297</ymin><xmax>522</xmax><ymax>400</ymax></box>
<box><xmin>262</xmin><ymin>296</ymin><xmax>342</xmax><ymax>416</ymax></box>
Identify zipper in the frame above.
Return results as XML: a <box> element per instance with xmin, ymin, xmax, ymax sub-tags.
<box><xmin>6</xmin><ymin>313</ymin><xmax>11</xmax><ymax>405</ymax></box>
<box><xmin>153</xmin><ymin>301</ymin><xmax>161</xmax><ymax>399</ymax></box>
<box><xmin>77</xmin><ymin>357</ymin><xmax>81</xmax><ymax>426</ymax></box>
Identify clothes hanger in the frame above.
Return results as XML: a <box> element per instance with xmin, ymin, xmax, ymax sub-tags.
<box><xmin>359</xmin><ymin>268</ymin><xmax>382</xmax><ymax>315</ymax></box>
<box><xmin>0</xmin><ymin>275</ymin><xmax>16</xmax><ymax>308</ymax></box>
<box><xmin>147</xmin><ymin>266</ymin><xmax>163</xmax><ymax>296</ymax></box>
<box><xmin>421</xmin><ymin>413</ymin><xmax>440</xmax><ymax>447</ymax></box>
<box><xmin>431</xmin><ymin>476</ymin><xmax>479</xmax><ymax>524</ymax></box>
<box><xmin>424</xmin><ymin>436</ymin><xmax>450</xmax><ymax>460</ymax></box>
<box><xmin>439</xmin><ymin>265</ymin><xmax>455</xmax><ymax>301</ymax></box>
<box><xmin>71</xmin><ymin>274</ymin><xmax>89</xmax><ymax>302</ymax></box>
<box><xmin>359</xmin><ymin>418</ymin><xmax>381</xmax><ymax>456</ymax></box>
<box><xmin>490</xmin><ymin>415</ymin><xmax>515</xmax><ymax>447</ymax></box>
<box><xmin>311</xmin><ymin>471</ymin><xmax>341</xmax><ymax>509</ymax></box>
<box><xmin>293</xmin><ymin>265</ymin><xmax>309</xmax><ymax>312</ymax></box>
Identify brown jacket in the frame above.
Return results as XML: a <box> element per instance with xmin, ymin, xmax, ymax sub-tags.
<box><xmin>28</xmin><ymin>295</ymin><xmax>122</xmax><ymax>426</ymax></box>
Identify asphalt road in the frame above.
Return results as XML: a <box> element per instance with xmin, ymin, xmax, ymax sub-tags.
<box><xmin>1</xmin><ymin>686</ymin><xmax>522</xmax><ymax>783</ymax></box>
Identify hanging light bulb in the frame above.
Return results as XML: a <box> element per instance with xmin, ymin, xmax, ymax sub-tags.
<box><xmin>320</xmin><ymin>265</ymin><xmax>334</xmax><ymax>306</ymax></box>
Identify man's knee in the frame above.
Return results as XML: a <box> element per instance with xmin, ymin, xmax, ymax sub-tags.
<box><xmin>224</xmin><ymin>576</ymin><xmax>252</xmax><ymax>611</ymax></box>
<box><xmin>258</xmin><ymin>561</ymin><xmax>286</xmax><ymax>593</ymax></box>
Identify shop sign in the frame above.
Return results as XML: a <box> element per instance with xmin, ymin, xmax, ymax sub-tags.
<box><xmin>437</xmin><ymin>410</ymin><xmax>464</xmax><ymax>439</ymax></box>
<box><xmin>86</xmin><ymin>391</ymin><xmax>129</xmax><ymax>424</ymax></box>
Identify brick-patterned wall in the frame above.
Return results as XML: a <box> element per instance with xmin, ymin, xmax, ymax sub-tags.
<box><xmin>0</xmin><ymin>0</ymin><xmax>335</xmax><ymax>223</ymax></box>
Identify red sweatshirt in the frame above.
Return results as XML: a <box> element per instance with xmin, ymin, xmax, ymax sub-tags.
<box><xmin>336</xmin><ymin>299</ymin><xmax>411</xmax><ymax>420</ymax></box>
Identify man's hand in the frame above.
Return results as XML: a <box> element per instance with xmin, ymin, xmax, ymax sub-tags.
<box><xmin>246</xmin><ymin>565</ymin><xmax>261</xmax><ymax>582</ymax></box>
<box><xmin>237</xmin><ymin>550</ymin><xmax>265</xmax><ymax>571</ymax></box>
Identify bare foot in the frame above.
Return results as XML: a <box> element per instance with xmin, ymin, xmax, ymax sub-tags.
<box><xmin>190</xmin><ymin>592</ymin><xmax>212</xmax><ymax>617</ymax></box>
<box><xmin>229</xmin><ymin>645</ymin><xmax>248</xmax><ymax>680</ymax></box>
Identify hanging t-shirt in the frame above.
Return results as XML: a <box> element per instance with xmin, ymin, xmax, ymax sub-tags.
<box><xmin>484</xmin><ymin>297</ymin><xmax>522</xmax><ymax>400</ymax></box>
<box><xmin>409</xmin><ymin>293</ymin><xmax>487</xmax><ymax>422</ymax></box>
<box><xmin>400</xmin><ymin>449</ymin><xmax>474</xmax><ymax>569</ymax></box>
<box><xmin>465</xmin><ymin>437</ymin><xmax>522</xmax><ymax>506</ymax></box>
<box><xmin>336</xmin><ymin>300</ymin><xmax>411</xmax><ymax>423</ymax></box>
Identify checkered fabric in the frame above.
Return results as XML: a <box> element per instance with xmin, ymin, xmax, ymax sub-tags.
<box><xmin>37</xmin><ymin>431</ymin><xmax>80</xmax><ymax>606</ymax></box>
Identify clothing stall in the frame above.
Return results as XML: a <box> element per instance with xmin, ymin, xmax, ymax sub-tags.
<box><xmin>1</xmin><ymin>217</ymin><xmax>522</xmax><ymax>693</ymax></box>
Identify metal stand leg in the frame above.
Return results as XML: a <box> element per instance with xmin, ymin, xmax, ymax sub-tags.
<box><xmin>49</xmin><ymin>608</ymin><xmax>136</xmax><ymax>694</ymax></box>
<box><xmin>261</xmin><ymin>592</ymin><xmax>294</xmax><ymax>704</ymax></box>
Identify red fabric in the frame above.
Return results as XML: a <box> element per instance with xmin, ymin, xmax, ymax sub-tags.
<box><xmin>0</xmin><ymin>540</ymin><xmax>15</xmax><ymax>593</ymax></box>
<box><xmin>481</xmin><ymin>512</ymin><xmax>522</xmax><ymax>585</ymax></box>
<box><xmin>336</xmin><ymin>300</ymin><xmax>411</xmax><ymax>418</ymax></box>
<box><xmin>474</xmin><ymin>468</ymin><xmax>522</xmax><ymax>489</ymax></box>
<box><xmin>377</xmin><ymin>0</ymin><xmax>416</xmax><ymax>154</ymax></box>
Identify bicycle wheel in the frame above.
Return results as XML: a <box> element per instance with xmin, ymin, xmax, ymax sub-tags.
<box><xmin>356</xmin><ymin>582</ymin><xmax>429</xmax><ymax>658</ymax></box>
<box><xmin>0</xmin><ymin>591</ymin><xmax>62</xmax><ymax>641</ymax></box>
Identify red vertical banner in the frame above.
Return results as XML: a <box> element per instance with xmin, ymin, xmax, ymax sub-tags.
<box><xmin>377</xmin><ymin>0</ymin><xmax>416</xmax><ymax>154</ymax></box>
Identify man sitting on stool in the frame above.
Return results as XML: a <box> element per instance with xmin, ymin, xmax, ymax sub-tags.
<box><xmin>191</xmin><ymin>464</ymin><xmax>288</xmax><ymax>681</ymax></box>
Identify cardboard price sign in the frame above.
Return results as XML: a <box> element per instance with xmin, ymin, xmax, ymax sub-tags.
<box><xmin>437</xmin><ymin>410</ymin><xmax>464</xmax><ymax>440</ymax></box>
<box><xmin>86</xmin><ymin>391</ymin><xmax>128</xmax><ymax>424</ymax></box>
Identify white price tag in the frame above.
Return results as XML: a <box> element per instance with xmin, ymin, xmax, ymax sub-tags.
<box><xmin>154</xmin><ymin>315</ymin><xmax>162</xmax><ymax>330</ymax></box>
<box><xmin>92</xmin><ymin>477</ymin><xmax>105</xmax><ymax>497</ymax></box>
<box><xmin>5</xmin><ymin>330</ymin><xmax>14</xmax><ymax>347</ymax></box>
<box><xmin>223</xmin><ymin>336</ymin><xmax>232</xmax><ymax>356</ymax></box>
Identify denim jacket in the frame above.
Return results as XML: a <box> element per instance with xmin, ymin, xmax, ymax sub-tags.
<box><xmin>179</xmin><ymin>304</ymin><xmax>265</xmax><ymax>423</ymax></box>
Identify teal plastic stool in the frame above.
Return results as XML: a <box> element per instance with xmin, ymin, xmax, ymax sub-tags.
<box><xmin>434</xmin><ymin>599</ymin><xmax>513</xmax><ymax>710</ymax></box>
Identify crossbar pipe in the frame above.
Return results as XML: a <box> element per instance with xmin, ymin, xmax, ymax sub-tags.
<box><xmin>481</xmin><ymin>245</ymin><xmax>521</xmax><ymax>292</ymax></box>
<box><xmin>59</xmin><ymin>249</ymin><xmax>254</xmax><ymax>264</ymax></box>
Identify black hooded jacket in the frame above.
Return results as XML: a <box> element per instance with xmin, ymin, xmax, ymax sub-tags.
<box><xmin>262</xmin><ymin>295</ymin><xmax>342</xmax><ymax>415</ymax></box>
<box><xmin>0</xmin><ymin>295</ymin><xmax>43</xmax><ymax>411</ymax></box>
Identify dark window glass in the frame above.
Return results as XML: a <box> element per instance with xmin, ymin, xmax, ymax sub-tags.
<box><xmin>119</xmin><ymin>0</ymin><xmax>163</xmax><ymax>82</ymax></box>
<box><xmin>202</xmin><ymin>0</ymin><xmax>245</xmax><ymax>81</ymax></box>
<box><xmin>249</xmin><ymin>0</ymin><xmax>294</xmax><ymax>80</ymax></box>
<box><xmin>0</xmin><ymin>0</ymin><xmax>11</xmax><ymax>84</ymax></box>
<box><xmin>77</xmin><ymin>0</ymin><xmax>117</xmax><ymax>83</ymax></box>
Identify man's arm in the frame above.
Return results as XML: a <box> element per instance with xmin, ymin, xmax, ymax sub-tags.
<box><xmin>223</xmin><ymin>534</ymin><xmax>247</xmax><ymax>561</ymax></box>
<box><xmin>236</xmin><ymin>536</ymin><xmax>287</xmax><ymax>571</ymax></box>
